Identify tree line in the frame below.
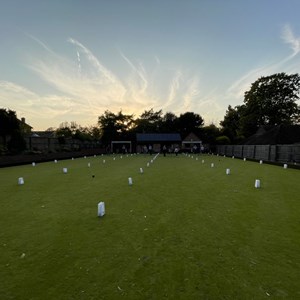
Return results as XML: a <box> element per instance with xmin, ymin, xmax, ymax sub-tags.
<box><xmin>97</xmin><ymin>72</ymin><xmax>300</xmax><ymax>145</ymax></box>
<box><xmin>221</xmin><ymin>72</ymin><xmax>300</xmax><ymax>143</ymax></box>
<box><xmin>56</xmin><ymin>110</ymin><xmax>220</xmax><ymax>146</ymax></box>
<box><xmin>0</xmin><ymin>109</ymin><xmax>27</xmax><ymax>154</ymax></box>
<box><xmin>1</xmin><ymin>72</ymin><xmax>300</xmax><ymax>154</ymax></box>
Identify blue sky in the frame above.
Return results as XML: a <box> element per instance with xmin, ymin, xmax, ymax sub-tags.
<box><xmin>1</xmin><ymin>0</ymin><xmax>300</xmax><ymax>130</ymax></box>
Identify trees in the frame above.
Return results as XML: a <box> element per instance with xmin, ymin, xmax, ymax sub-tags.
<box><xmin>241</xmin><ymin>72</ymin><xmax>300</xmax><ymax>137</ymax></box>
<box><xmin>0</xmin><ymin>109</ymin><xmax>19</xmax><ymax>143</ymax></box>
<box><xmin>201</xmin><ymin>124</ymin><xmax>221</xmax><ymax>145</ymax></box>
<box><xmin>56</xmin><ymin>124</ymin><xmax>73</xmax><ymax>138</ymax></box>
<box><xmin>177</xmin><ymin>112</ymin><xmax>204</xmax><ymax>137</ymax></box>
<box><xmin>134</xmin><ymin>110</ymin><xmax>204</xmax><ymax>137</ymax></box>
<box><xmin>220</xmin><ymin>105</ymin><xmax>244</xmax><ymax>143</ymax></box>
<box><xmin>98</xmin><ymin>110</ymin><xmax>134</xmax><ymax>145</ymax></box>
<box><xmin>0</xmin><ymin>108</ymin><xmax>26</xmax><ymax>154</ymax></box>
<box><xmin>134</xmin><ymin>109</ymin><xmax>163</xmax><ymax>133</ymax></box>
<box><xmin>220</xmin><ymin>73</ymin><xmax>300</xmax><ymax>141</ymax></box>
<box><xmin>160</xmin><ymin>112</ymin><xmax>179</xmax><ymax>132</ymax></box>
<box><xmin>88</xmin><ymin>126</ymin><xmax>102</xmax><ymax>140</ymax></box>
<box><xmin>97</xmin><ymin>109</ymin><xmax>205</xmax><ymax>144</ymax></box>
<box><xmin>55</xmin><ymin>122</ymin><xmax>102</xmax><ymax>146</ymax></box>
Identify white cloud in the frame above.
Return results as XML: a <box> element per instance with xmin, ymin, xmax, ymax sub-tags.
<box><xmin>226</xmin><ymin>24</ymin><xmax>300</xmax><ymax>105</ymax></box>
<box><xmin>227</xmin><ymin>66</ymin><xmax>264</xmax><ymax>100</ymax></box>
<box><xmin>182</xmin><ymin>76</ymin><xmax>201</xmax><ymax>111</ymax></box>
<box><xmin>0</xmin><ymin>81</ymin><xmax>79</xmax><ymax>129</ymax></box>
<box><xmin>68</xmin><ymin>38</ymin><xmax>121</xmax><ymax>85</ymax></box>
<box><xmin>164</xmin><ymin>70</ymin><xmax>182</xmax><ymax>110</ymax></box>
<box><xmin>25</xmin><ymin>33</ymin><xmax>57</xmax><ymax>56</ymax></box>
<box><xmin>120</xmin><ymin>52</ymin><xmax>148</xmax><ymax>93</ymax></box>
<box><xmin>1</xmin><ymin>36</ymin><xmax>213</xmax><ymax>129</ymax></box>
<box><xmin>0</xmin><ymin>81</ymin><xmax>36</xmax><ymax>100</ymax></box>
<box><xmin>10</xmin><ymin>28</ymin><xmax>300</xmax><ymax>130</ymax></box>
<box><xmin>281</xmin><ymin>24</ymin><xmax>300</xmax><ymax>57</ymax></box>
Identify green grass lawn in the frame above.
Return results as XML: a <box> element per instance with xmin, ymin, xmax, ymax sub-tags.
<box><xmin>0</xmin><ymin>154</ymin><xmax>300</xmax><ymax>299</ymax></box>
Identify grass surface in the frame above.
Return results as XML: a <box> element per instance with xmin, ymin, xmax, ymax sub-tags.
<box><xmin>0</xmin><ymin>154</ymin><xmax>300</xmax><ymax>299</ymax></box>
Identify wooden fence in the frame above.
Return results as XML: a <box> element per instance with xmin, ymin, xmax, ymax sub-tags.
<box><xmin>0</xmin><ymin>149</ymin><xmax>106</xmax><ymax>168</ymax></box>
<box><xmin>216</xmin><ymin>144</ymin><xmax>300</xmax><ymax>163</ymax></box>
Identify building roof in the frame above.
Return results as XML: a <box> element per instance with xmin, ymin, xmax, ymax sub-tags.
<box><xmin>182</xmin><ymin>132</ymin><xmax>201</xmax><ymax>142</ymax></box>
<box><xmin>19</xmin><ymin>117</ymin><xmax>32</xmax><ymax>133</ymax></box>
<box><xmin>243</xmin><ymin>125</ymin><xmax>300</xmax><ymax>145</ymax></box>
<box><xmin>136</xmin><ymin>133</ymin><xmax>181</xmax><ymax>142</ymax></box>
<box><xmin>29</xmin><ymin>131</ymin><xmax>56</xmax><ymax>138</ymax></box>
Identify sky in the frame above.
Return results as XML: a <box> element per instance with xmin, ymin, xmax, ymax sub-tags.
<box><xmin>1</xmin><ymin>0</ymin><xmax>300</xmax><ymax>130</ymax></box>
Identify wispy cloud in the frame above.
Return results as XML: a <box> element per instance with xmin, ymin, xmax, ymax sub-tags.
<box><xmin>68</xmin><ymin>38</ymin><xmax>123</xmax><ymax>86</ymax></box>
<box><xmin>76</xmin><ymin>51</ymin><xmax>81</xmax><ymax>76</ymax></box>
<box><xmin>0</xmin><ymin>35</ymin><xmax>210</xmax><ymax>128</ymax></box>
<box><xmin>164</xmin><ymin>70</ymin><xmax>182</xmax><ymax>110</ymax></box>
<box><xmin>0</xmin><ymin>81</ymin><xmax>81</xmax><ymax>129</ymax></box>
<box><xmin>17</xmin><ymin>30</ymin><xmax>300</xmax><ymax>129</ymax></box>
<box><xmin>183</xmin><ymin>77</ymin><xmax>200</xmax><ymax>111</ymax></box>
<box><xmin>25</xmin><ymin>33</ymin><xmax>56</xmax><ymax>56</ymax></box>
<box><xmin>119</xmin><ymin>52</ymin><xmax>154</xmax><ymax>108</ymax></box>
<box><xmin>281</xmin><ymin>24</ymin><xmax>300</xmax><ymax>57</ymax></box>
<box><xmin>120</xmin><ymin>52</ymin><xmax>148</xmax><ymax>93</ymax></box>
<box><xmin>227</xmin><ymin>23</ymin><xmax>300</xmax><ymax>104</ymax></box>
<box><xmin>227</xmin><ymin>66</ymin><xmax>265</xmax><ymax>100</ymax></box>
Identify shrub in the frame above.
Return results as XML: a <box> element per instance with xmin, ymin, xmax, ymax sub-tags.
<box><xmin>216</xmin><ymin>135</ymin><xmax>231</xmax><ymax>145</ymax></box>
